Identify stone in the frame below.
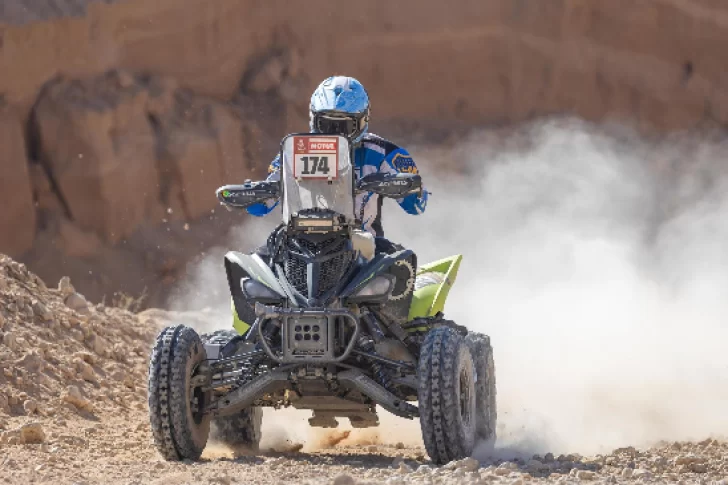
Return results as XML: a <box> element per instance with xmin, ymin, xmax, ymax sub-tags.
<box><xmin>632</xmin><ymin>468</ymin><xmax>652</xmax><ymax>479</ymax></box>
<box><xmin>16</xmin><ymin>351</ymin><xmax>43</xmax><ymax>373</ymax></box>
<box><xmin>495</xmin><ymin>467</ymin><xmax>514</xmax><ymax>476</ymax></box>
<box><xmin>676</xmin><ymin>454</ymin><xmax>707</xmax><ymax>465</ymax></box>
<box><xmin>74</xmin><ymin>351</ymin><xmax>97</xmax><ymax>364</ymax></box>
<box><xmin>61</xmin><ymin>385</ymin><xmax>93</xmax><ymax>412</ymax></box>
<box><xmin>58</xmin><ymin>277</ymin><xmax>75</xmax><ymax>297</ymax></box>
<box><xmin>19</xmin><ymin>423</ymin><xmax>45</xmax><ymax>444</ymax></box>
<box><xmin>332</xmin><ymin>475</ymin><xmax>355</xmax><ymax>485</ymax></box>
<box><xmin>23</xmin><ymin>399</ymin><xmax>38</xmax><ymax>415</ymax></box>
<box><xmin>576</xmin><ymin>470</ymin><xmax>595</xmax><ymax>480</ymax></box>
<box><xmin>76</xmin><ymin>360</ymin><xmax>97</xmax><ymax>383</ymax></box>
<box><xmin>92</xmin><ymin>335</ymin><xmax>110</xmax><ymax>356</ymax></box>
<box><xmin>3</xmin><ymin>332</ymin><xmax>20</xmax><ymax>351</ymax></box>
<box><xmin>64</xmin><ymin>292</ymin><xmax>89</xmax><ymax>313</ymax></box>
<box><xmin>32</xmin><ymin>300</ymin><xmax>53</xmax><ymax>321</ymax></box>
<box><xmin>456</xmin><ymin>457</ymin><xmax>480</xmax><ymax>472</ymax></box>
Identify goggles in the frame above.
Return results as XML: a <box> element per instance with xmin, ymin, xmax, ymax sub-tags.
<box><xmin>313</xmin><ymin>112</ymin><xmax>368</xmax><ymax>138</ymax></box>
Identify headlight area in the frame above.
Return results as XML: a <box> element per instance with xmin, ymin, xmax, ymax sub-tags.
<box><xmin>242</xmin><ymin>278</ymin><xmax>285</xmax><ymax>304</ymax></box>
<box><xmin>347</xmin><ymin>274</ymin><xmax>395</xmax><ymax>303</ymax></box>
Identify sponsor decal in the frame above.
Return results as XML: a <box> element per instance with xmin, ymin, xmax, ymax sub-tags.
<box><xmin>391</xmin><ymin>153</ymin><xmax>418</xmax><ymax>174</ymax></box>
<box><xmin>292</xmin><ymin>136</ymin><xmax>340</xmax><ymax>179</ymax></box>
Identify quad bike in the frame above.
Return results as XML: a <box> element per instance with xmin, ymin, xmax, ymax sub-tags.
<box><xmin>147</xmin><ymin>133</ymin><xmax>497</xmax><ymax>465</ymax></box>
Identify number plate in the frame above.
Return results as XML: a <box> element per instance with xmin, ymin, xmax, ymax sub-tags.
<box><xmin>293</xmin><ymin>136</ymin><xmax>339</xmax><ymax>180</ymax></box>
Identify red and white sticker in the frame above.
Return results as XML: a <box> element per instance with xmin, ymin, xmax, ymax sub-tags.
<box><xmin>293</xmin><ymin>136</ymin><xmax>339</xmax><ymax>179</ymax></box>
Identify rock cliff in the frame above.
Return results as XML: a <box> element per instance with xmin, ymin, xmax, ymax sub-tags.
<box><xmin>1</xmin><ymin>0</ymin><xmax>727</xmax><ymax>304</ymax></box>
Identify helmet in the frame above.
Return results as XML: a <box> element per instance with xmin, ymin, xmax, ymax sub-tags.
<box><xmin>309</xmin><ymin>76</ymin><xmax>370</xmax><ymax>142</ymax></box>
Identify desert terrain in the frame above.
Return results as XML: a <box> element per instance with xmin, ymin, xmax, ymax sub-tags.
<box><xmin>3</xmin><ymin>1</ymin><xmax>728</xmax><ymax>484</ymax></box>
<box><xmin>2</xmin><ymin>250</ymin><xmax>728</xmax><ymax>484</ymax></box>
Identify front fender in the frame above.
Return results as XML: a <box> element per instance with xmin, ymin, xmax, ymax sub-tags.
<box><xmin>224</xmin><ymin>251</ymin><xmax>286</xmax><ymax>335</ymax></box>
<box><xmin>407</xmin><ymin>255</ymin><xmax>462</xmax><ymax>321</ymax></box>
<box><xmin>224</xmin><ymin>251</ymin><xmax>286</xmax><ymax>296</ymax></box>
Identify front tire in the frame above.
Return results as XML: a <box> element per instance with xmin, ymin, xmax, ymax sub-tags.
<box><xmin>148</xmin><ymin>325</ymin><xmax>211</xmax><ymax>461</ymax></box>
<box><xmin>418</xmin><ymin>326</ymin><xmax>477</xmax><ymax>464</ymax></box>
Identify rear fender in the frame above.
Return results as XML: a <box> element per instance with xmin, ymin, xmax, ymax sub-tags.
<box><xmin>407</xmin><ymin>255</ymin><xmax>462</xmax><ymax>324</ymax></box>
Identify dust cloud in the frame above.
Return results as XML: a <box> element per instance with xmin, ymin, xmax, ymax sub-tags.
<box><xmin>386</xmin><ymin>119</ymin><xmax>728</xmax><ymax>456</ymax></box>
<box><xmin>258</xmin><ymin>407</ymin><xmax>424</xmax><ymax>452</ymax></box>
<box><xmin>166</xmin><ymin>216</ymin><xmax>279</xmax><ymax>334</ymax></box>
<box><xmin>167</xmin><ymin>118</ymin><xmax>728</xmax><ymax>458</ymax></box>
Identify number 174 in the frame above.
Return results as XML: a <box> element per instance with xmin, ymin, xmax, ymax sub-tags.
<box><xmin>300</xmin><ymin>156</ymin><xmax>331</xmax><ymax>175</ymax></box>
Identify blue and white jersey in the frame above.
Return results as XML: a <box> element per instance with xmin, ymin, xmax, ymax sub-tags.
<box><xmin>246</xmin><ymin>133</ymin><xmax>428</xmax><ymax>237</ymax></box>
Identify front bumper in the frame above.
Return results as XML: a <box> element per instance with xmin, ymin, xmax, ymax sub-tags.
<box><xmin>254</xmin><ymin>303</ymin><xmax>360</xmax><ymax>364</ymax></box>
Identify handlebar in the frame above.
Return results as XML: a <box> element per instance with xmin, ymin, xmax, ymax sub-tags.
<box><xmin>355</xmin><ymin>172</ymin><xmax>423</xmax><ymax>199</ymax></box>
<box><xmin>216</xmin><ymin>180</ymin><xmax>280</xmax><ymax>210</ymax></box>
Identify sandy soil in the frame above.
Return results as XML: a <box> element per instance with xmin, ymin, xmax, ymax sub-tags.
<box><xmin>2</xmin><ymin>254</ymin><xmax>728</xmax><ymax>485</ymax></box>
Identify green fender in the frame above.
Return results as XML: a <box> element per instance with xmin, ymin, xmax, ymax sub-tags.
<box><xmin>406</xmin><ymin>255</ymin><xmax>463</xmax><ymax>330</ymax></box>
<box><xmin>231</xmin><ymin>297</ymin><xmax>250</xmax><ymax>335</ymax></box>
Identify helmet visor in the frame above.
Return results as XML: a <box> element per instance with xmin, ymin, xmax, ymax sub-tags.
<box><xmin>314</xmin><ymin>113</ymin><xmax>366</xmax><ymax>138</ymax></box>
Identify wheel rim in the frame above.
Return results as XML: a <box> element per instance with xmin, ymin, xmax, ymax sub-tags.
<box><xmin>189</xmin><ymin>363</ymin><xmax>208</xmax><ymax>425</ymax></box>
<box><xmin>459</xmin><ymin>365</ymin><xmax>474</xmax><ymax>429</ymax></box>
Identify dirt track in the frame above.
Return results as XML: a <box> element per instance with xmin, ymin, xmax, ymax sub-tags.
<box><xmin>2</xmin><ymin>254</ymin><xmax>728</xmax><ymax>484</ymax></box>
<box><xmin>3</xmin><ymin>413</ymin><xmax>728</xmax><ymax>485</ymax></box>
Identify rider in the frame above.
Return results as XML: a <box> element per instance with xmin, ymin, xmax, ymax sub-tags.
<box><xmin>245</xmin><ymin>75</ymin><xmax>429</xmax><ymax>255</ymax></box>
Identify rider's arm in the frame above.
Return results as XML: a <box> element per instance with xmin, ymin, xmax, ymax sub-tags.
<box><xmin>245</xmin><ymin>155</ymin><xmax>281</xmax><ymax>216</ymax></box>
<box><xmin>381</xmin><ymin>148</ymin><xmax>429</xmax><ymax>215</ymax></box>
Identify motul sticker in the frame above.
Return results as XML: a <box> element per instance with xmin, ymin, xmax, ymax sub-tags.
<box><xmin>293</xmin><ymin>136</ymin><xmax>339</xmax><ymax>179</ymax></box>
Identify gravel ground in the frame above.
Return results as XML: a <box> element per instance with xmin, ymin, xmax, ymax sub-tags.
<box><xmin>2</xmin><ymin>254</ymin><xmax>728</xmax><ymax>484</ymax></box>
<box><xmin>3</xmin><ymin>414</ymin><xmax>728</xmax><ymax>485</ymax></box>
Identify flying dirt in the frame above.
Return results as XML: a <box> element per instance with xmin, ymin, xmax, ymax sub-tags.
<box><xmin>2</xmin><ymin>119</ymin><xmax>728</xmax><ymax>484</ymax></box>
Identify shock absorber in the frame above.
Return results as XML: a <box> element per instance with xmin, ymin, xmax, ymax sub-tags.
<box><xmin>370</xmin><ymin>308</ymin><xmax>420</xmax><ymax>359</ymax></box>
<box><xmin>357</xmin><ymin>333</ymin><xmax>393</xmax><ymax>391</ymax></box>
<box><xmin>362</xmin><ymin>312</ymin><xmax>386</xmax><ymax>344</ymax></box>
<box><xmin>260</xmin><ymin>318</ymin><xmax>281</xmax><ymax>349</ymax></box>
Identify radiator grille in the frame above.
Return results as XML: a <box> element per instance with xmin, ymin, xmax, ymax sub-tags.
<box><xmin>283</xmin><ymin>236</ymin><xmax>354</xmax><ymax>298</ymax></box>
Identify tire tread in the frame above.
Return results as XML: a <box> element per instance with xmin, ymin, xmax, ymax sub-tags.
<box><xmin>418</xmin><ymin>326</ymin><xmax>475</xmax><ymax>464</ymax></box>
<box><xmin>147</xmin><ymin>325</ymin><xmax>210</xmax><ymax>461</ymax></box>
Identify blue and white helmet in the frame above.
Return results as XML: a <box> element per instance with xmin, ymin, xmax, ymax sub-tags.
<box><xmin>309</xmin><ymin>76</ymin><xmax>370</xmax><ymax>143</ymax></box>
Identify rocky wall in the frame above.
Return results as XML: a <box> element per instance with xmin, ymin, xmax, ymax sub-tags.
<box><xmin>1</xmin><ymin>0</ymin><xmax>728</xmax><ymax>302</ymax></box>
